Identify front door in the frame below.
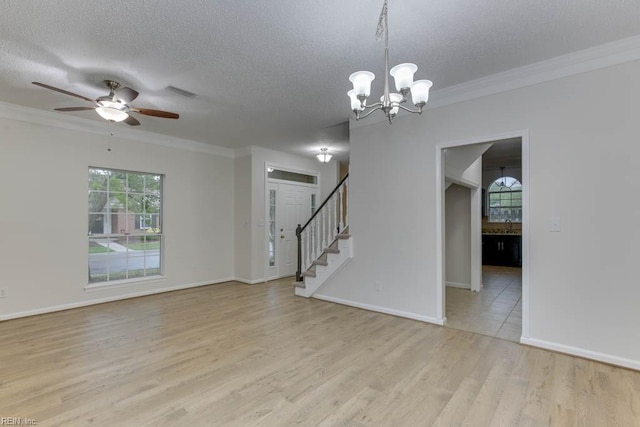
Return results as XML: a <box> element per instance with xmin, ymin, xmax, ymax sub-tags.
<box><xmin>277</xmin><ymin>183</ymin><xmax>310</xmax><ymax>278</ymax></box>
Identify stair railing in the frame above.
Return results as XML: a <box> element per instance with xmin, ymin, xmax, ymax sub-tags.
<box><xmin>296</xmin><ymin>173</ymin><xmax>349</xmax><ymax>281</ymax></box>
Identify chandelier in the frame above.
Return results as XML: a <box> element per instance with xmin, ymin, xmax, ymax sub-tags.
<box><xmin>347</xmin><ymin>0</ymin><xmax>432</xmax><ymax>123</ymax></box>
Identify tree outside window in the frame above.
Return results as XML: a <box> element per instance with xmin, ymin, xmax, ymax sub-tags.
<box><xmin>88</xmin><ymin>167</ymin><xmax>163</xmax><ymax>283</ymax></box>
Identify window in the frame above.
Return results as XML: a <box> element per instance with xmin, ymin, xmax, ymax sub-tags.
<box><xmin>267</xmin><ymin>168</ymin><xmax>317</xmax><ymax>184</ymax></box>
<box><xmin>311</xmin><ymin>193</ymin><xmax>317</xmax><ymax>216</ymax></box>
<box><xmin>268</xmin><ymin>189</ymin><xmax>276</xmax><ymax>267</ymax></box>
<box><xmin>88</xmin><ymin>167</ymin><xmax>163</xmax><ymax>283</ymax></box>
<box><xmin>488</xmin><ymin>176</ymin><xmax>522</xmax><ymax>222</ymax></box>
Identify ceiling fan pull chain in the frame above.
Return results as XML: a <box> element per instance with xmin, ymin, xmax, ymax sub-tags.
<box><xmin>107</xmin><ymin>121</ymin><xmax>114</xmax><ymax>152</ymax></box>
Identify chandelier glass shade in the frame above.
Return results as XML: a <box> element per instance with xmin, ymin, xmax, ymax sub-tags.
<box><xmin>316</xmin><ymin>148</ymin><xmax>332</xmax><ymax>163</ymax></box>
<box><xmin>348</xmin><ymin>0</ymin><xmax>432</xmax><ymax>123</ymax></box>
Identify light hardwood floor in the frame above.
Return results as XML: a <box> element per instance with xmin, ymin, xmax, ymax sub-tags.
<box><xmin>446</xmin><ymin>266</ymin><xmax>522</xmax><ymax>342</ymax></box>
<box><xmin>1</xmin><ymin>278</ymin><xmax>639</xmax><ymax>426</ymax></box>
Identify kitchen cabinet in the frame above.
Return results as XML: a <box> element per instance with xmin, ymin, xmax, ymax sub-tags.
<box><xmin>482</xmin><ymin>234</ymin><xmax>521</xmax><ymax>267</ymax></box>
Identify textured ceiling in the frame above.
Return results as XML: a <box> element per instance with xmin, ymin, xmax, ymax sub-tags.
<box><xmin>2</xmin><ymin>1</ymin><xmax>640</xmax><ymax>160</ymax></box>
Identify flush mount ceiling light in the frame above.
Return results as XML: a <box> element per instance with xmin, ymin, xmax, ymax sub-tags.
<box><xmin>316</xmin><ymin>148</ymin><xmax>333</xmax><ymax>163</ymax></box>
<box><xmin>348</xmin><ymin>0</ymin><xmax>432</xmax><ymax>124</ymax></box>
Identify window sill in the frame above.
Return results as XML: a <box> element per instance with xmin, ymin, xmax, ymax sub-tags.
<box><xmin>486</xmin><ymin>222</ymin><xmax>522</xmax><ymax>224</ymax></box>
<box><xmin>84</xmin><ymin>275</ymin><xmax>167</xmax><ymax>292</ymax></box>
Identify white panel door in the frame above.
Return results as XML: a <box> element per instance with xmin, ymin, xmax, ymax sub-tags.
<box><xmin>277</xmin><ymin>183</ymin><xmax>311</xmax><ymax>278</ymax></box>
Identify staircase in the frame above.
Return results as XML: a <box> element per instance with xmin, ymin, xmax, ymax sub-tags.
<box><xmin>294</xmin><ymin>174</ymin><xmax>352</xmax><ymax>297</ymax></box>
<box><xmin>295</xmin><ymin>227</ymin><xmax>352</xmax><ymax>297</ymax></box>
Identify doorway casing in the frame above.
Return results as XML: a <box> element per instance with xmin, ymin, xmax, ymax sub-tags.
<box><xmin>435</xmin><ymin>130</ymin><xmax>530</xmax><ymax>341</ymax></box>
<box><xmin>264</xmin><ymin>163</ymin><xmax>319</xmax><ymax>281</ymax></box>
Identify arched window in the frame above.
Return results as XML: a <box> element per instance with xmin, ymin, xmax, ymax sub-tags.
<box><xmin>488</xmin><ymin>176</ymin><xmax>522</xmax><ymax>222</ymax></box>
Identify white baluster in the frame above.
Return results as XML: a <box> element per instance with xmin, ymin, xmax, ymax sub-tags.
<box><xmin>332</xmin><ymin>193</ymin><xmax>338</xmax><ymax>240</ymax></box>
<box><xmin>327</xmin><ymin>196</ymin><xmax>332</xmax><ymax>243</ymax></box>
<box><xmin>336</xmin><ymin>188</ymin><xmax>341</xmax><ymax>234</ymax></box>
<box><xmin>329</xmin><ymin>195</ymin><xmax>334</xmax><ymax>242</ymax></box>
<box><xmin>338</xmin><ymin>184</ymin><xmax>345</xmax><ymax>232</ymax></box>
<box><xmin>328</xmin><ymin>203</ymin><xmax>332</xmax><ymax>241</ymax></box>
<box><xmin>321</xmin><ymin>209</ymin><xmax>326</xmax><ymax>250</ymax></box>
<box><xmin>315</xmin><ymin>216</ymin><xmax>321</xmax><ymax>259</ymax></box>
<box><xmin>301</xmin><ymin>229</ymin><xmax>307</xmax><ymax>272</ymax></box>
<box><xmin>310</xmin><ymin>220</ymin><xmax>315</xmax><ymax>260</ymax></box>
<box><xmin>306</xmin><ymin>228</ymin><xmax>312</xmax><ymax>268</ymax></box>
<box><xmin>308</xmin><ymin>224</ymin><xmax>313</xmax><ymax>263</ymax></box>
<box><xmin>344</xmin><ymin>178</ymin><xmax>349</xmax><ymax>228</ymax></box>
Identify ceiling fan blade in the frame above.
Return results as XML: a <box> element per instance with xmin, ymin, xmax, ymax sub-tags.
<box><xmin>32</xmin><ymin>82</ymin><xmax>95</xmax><ymax>103</ymax></box>
<box><xmin>124</xmin><ymin>115</ymin><xmax>141</xmax><ymax>126</ymax></box>
<box><xmin>54</xmin><ymin>107</ymin><xmax>95</xmax><ymax>112</ymax></box>
<box><xmin>131</xmin><ymin>108</ymin><xmax>179</xmax><ymax>119</ymax></box>
<box><xmin>114</xmin><ymin>87</ymin><xmax>139</xmax><ymax>103</ymax></box>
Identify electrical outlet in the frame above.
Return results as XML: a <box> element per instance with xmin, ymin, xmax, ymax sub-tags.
<box><xmin>375</xmin><ymin>280</ymin><xmax>382</xmax><ymax>292</ymax></box>
<box><xmin>0</xmin><ymin>288</ymin><xmax>7</xmax><ymax>298</ymax></box>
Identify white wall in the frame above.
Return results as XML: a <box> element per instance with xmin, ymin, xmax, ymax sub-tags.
<box><xmin>445</xmin><ymin>144</ymin><xmax>490</xmax><ymax>186</ymax></box>
<box><xmin>234</xmin><ymin>154</ymin><xmax>252</xmax><ymax>281</ymax></box>
<box><xmin>246</xmin><ymin>146</ymin><xmax>338</xmax><ymax>282</ymax></box>
<box><xmin>0</xmin><ymin>116</ymin><xmax>234</xmax><ymax>319</ymax></box>
<box><xmin>445</xmin><ymin>184</ymin><xmax>471</xmax><ymax>288</ymax></box>
<box><xmin>317</xmin><ymin>59</ymin><xmax>640</xmax><ymax>367</ymax></box>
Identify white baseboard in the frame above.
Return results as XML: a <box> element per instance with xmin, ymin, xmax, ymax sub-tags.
<box><xmin>446</xmin><ymin>281</ymin><xmax>471</xmax><ymax>289</ymax></box>
<box><xmin>233</xmin><ymin>277</ymin><xmax>266</xmax><ymax>285</ymax></box>
<box><xmin>521</xmin><ymin>337</ymin><xmax>640</xmax><ymax>371</ymax></box>
<box><xmin>312</xmin><ymin>294</ymin><xmax>445</xmax><ymax>326</ymax></box>
<box><xmin>0</xmin><ymin>277</ymin><xmax>235</xmax><ymax>322</ymax></box>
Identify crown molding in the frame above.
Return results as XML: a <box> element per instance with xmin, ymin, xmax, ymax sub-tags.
<box><xmin>351</xmin><ymin>34</ymin><xmax>640</xmax><ymax>129</ymax></box>
<box><xmin>0</xmin><ymin>101</ymin><xmax>235</xmax><ymax>158</ymax></box>
<box><xmin>233</xmin><ymin>146</ymin><xmax>253</xmax><ymax>158</ymax></box>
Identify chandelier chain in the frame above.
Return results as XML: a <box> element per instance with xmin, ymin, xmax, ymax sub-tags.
<box><xmin>376</xmin><ymin>0</ymin><xmax>389</xmax><ymax>48</ymax></box>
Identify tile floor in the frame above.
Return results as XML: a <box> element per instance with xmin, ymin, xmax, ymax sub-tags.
<box><xmin>445</xmin><ymin>265</ymin><xmax>522</xmax><ymax>342</ymax></box>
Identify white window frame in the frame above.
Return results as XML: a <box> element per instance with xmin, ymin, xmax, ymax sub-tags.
<box><xmin>488</xmin><ymin>176</ymin><xmax>522</xmax><ymax>223</ymax></box>
<box><xmin>86</xmin><ymin>167</ymin><xmax>165</xmax><ymax>288</ymax></box>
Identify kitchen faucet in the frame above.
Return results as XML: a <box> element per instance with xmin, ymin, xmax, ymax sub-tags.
<box><xmin>504</xmin><ymin>219</ymin><xmax>513</xmax><ymax>233</ymax></box>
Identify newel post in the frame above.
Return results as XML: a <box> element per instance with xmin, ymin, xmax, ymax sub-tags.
<box><xmin>295</xmin><ymin>224</ymin><xmax>303</xmax><ymax>282</ymax></box>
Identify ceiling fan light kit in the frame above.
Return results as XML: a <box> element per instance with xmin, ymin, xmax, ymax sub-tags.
<box><xmin>348</xmin><ymin>0</ymin><xmax>432</xmax><ymax>123</ymax></box>
<box><xmin>95</xmin><ymin>101</ymin><xmax>128</xmax><ymax>122</ymax></box>
<box><xmin>32</xmin><ymin>79</ymin><xmax>179</xmax><ymax>126</ymax></box>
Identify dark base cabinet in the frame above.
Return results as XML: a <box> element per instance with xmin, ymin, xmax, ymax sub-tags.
<box><xmin>482</xmin><ymin>235</ymin><xmax>522</xmax><ymax>267</ymax></box>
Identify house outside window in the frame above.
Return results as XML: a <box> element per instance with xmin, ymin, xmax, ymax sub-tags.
<box><xmin>88</xmin><ymin>167</ymin><xmax>163</xmax><ymax>283</ymax></box>
<box><xmin>488</xmin><ymin>176</ymin><xmax>522</xmax><ymax>222</ymax></box>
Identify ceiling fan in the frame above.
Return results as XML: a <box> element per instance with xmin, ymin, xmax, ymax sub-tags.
<box><xmin>32</xmin><ymin>80</ymin><xmax>179</xmax><ymax>126</ymax></box>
